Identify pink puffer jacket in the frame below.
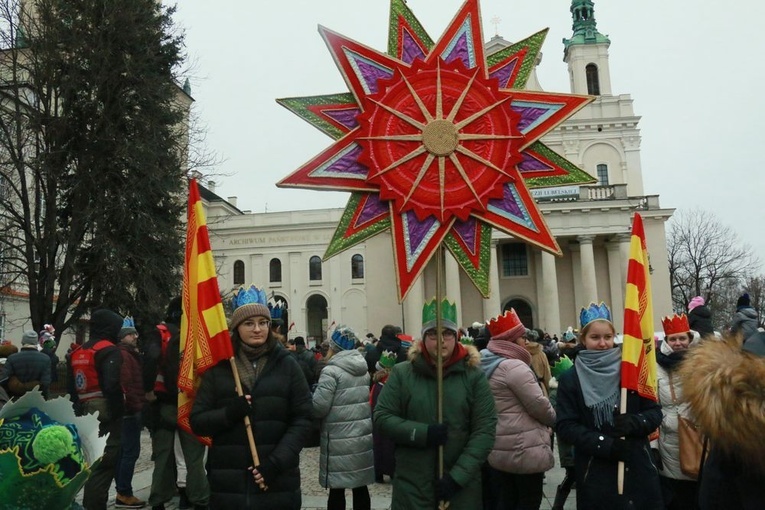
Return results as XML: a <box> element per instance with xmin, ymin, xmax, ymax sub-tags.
<box><xmin>487</xmin><ymin>358</ymin><xmax>556</xmax><ymax>474</ymax></box>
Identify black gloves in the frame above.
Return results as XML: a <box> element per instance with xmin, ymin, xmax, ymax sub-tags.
<box><xmin>609</xmin><ymin>439</ymin><xmax>629</xmax><ymax>462</ymax></box>
<box><xmin>426</xmin><ymin>423</ymin><xmax>448</xmax><ymax>447</ymax></box>
<box><xmin>610</xmin><ymin>413</ymin><xmax>643</xmax><ymax>438</ymax></box>
<box><xmin>225</xmin><ymin>395</ymin><xmax>252</xmax><ymax>422</ymax></box>
<box><xmin>436</xmin><ymin>474</ymin><xmax>461</xmax><ymax>502</ymax></box>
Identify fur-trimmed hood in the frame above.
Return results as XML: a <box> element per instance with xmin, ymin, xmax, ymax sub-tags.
<box><xmin>678</xmin><ymin>337</ymin><xmax>765</xmax><ymax>472</ymax></box>
<box><xmin>407</xmin><ymin>340</ymin><xmax>481</xmax><ymax>368</ymax></box>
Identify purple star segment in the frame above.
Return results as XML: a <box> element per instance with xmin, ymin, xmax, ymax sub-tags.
<box><xmin>277</xmin><ymin>0</ymin><xmax>595</xmax><ymax>301</ymax></box>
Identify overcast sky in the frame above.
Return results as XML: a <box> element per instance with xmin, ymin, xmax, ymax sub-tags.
<box><xmin>170</xmin><ymin>0</ymin><xmax>765</xmax><ymax>266</ymax></box>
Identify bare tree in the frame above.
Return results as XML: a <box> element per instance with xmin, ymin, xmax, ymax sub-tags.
<box><xmin>667</xmin><ymin>209</ymin><xmax>760</xmax><ymax>328</ymax></box>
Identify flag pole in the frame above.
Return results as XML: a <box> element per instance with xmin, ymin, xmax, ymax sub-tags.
<box><xmin>617</xmin><ymin>387</ymin><xmax>627</xmax><ymax>494</ymax></box>
<box><xmin>435</xmin><ymin>244</ymin><xmax>448</xmax><ymax>510</ymax></box>
<box><xmin>228</xmin><ymin>357</ymin><xmax>268</xmax><ymax>491</ymax></box>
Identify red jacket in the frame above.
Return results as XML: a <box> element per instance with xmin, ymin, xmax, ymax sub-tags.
<box><xmin>119</xmin><ymin>343</ymin><xmax>146</xmax><ymax>414</ymax></box>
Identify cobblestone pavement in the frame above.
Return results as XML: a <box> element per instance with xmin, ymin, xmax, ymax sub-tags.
<box><xmin>82</xmin><ymin>430</ymin><xmax>574</xmax><ymax>509</ymax></box>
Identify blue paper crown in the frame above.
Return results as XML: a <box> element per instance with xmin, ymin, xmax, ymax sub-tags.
<box><xmin>268</xmin><ymin>300</ymin><xmax>284</xmax><ymax>320</ymax></box>
<box><xmin>122</xmin><ymin>316</ymin><xmax>135</xmax><ymax>328</ymax></box>
<box><xmin>232</xmin><ymin>285</ymin><xmax>268</xmax><ymax>310</ymax></box>
<box><xmin>331</xmin><ymin>325</ymin><xmax>358</xmax><ymax>351</ymax></box>
<box><xmin>579</xmin><ymin>302</ymin><xmax>612</xmax><ymax>329</ymax></box>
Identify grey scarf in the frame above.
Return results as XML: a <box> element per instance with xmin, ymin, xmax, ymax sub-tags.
<box><xmin>575</xmin><ymin>347</ymin><xmax>621</xmax><ymax>428</ymax></box>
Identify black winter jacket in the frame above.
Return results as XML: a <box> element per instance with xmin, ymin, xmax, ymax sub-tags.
<box><xmin>364</xmin><ymin>334</ymin><xmax>407</xmax><ymax>373</ymax></box>
<box><xmin>190</xmin><ymin>343</ymin><xmax>313</xmax><ymax>509</ymax></box>
<box><xmin>556</xmin><ymin>368</ymin><xmax>663</xmax><ymax>510</ymax></box>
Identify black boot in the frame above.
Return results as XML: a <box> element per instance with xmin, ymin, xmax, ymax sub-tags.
<box><xmin>552</xmin><ymin>483</ymin><xmax>571</xmax><ymax>510</ymax></box>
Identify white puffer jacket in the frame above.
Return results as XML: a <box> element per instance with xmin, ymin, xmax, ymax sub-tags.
<box><xmin>656</xmin><ymin>356</ymin><xmax>696</xmax><ymax>480</ymax></box>
<box><xmin>313</xmin><ymin>349</ymin><xmax>375</xmax><ymax>489</ymax></box>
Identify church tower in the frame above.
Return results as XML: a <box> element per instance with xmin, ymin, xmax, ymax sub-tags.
<box><xmin>563</xmin><ymin>0</ymin><xmax>612</xmax><ymax>96</ymax></box>
<box><xmin>546</xmin><ymin>0</ymin><xmax>645</xmax><ymax>196</ymax></box>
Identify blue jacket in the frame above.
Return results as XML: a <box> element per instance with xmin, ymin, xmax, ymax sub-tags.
<box><xmin>5</xmin><ymin>348</ymin><xmax>52</xmax><ymax>397</ymax></box>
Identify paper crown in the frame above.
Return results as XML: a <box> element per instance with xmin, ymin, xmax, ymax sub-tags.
<box><xmin>230</xmin><ymin>285</ymin><xmax>271</xmax><ymax>330</ymax></box>
<box><xmin>550</xmin><ymin>355</ymin><xmax>574</xmax><ymax>378</ymax></box>
<box><xmin>579</xmin><ymin>302</ymin><xmax>612</xmax><ymax>329</ymax></box>
<box><xmin>459</xmin><ymin>335</ymin><xmax>474</xmax><ymax>346</ymax></box>
<box><xmin>121</xmin><ymin>316</ymin><xmax>135</xmax><ymax>329</ymax></box>
<box><xmin>232</xmin><ymin>285</ymin><xmax>268</xmax><ymax>309</ymax></box>
<box><xmin>397</xmin><ymin>334</ymin><xmax>413</xmax><ymax>348</ymax></box>
<box><xmin>268</xmin><ymin>300</ymin><xmax>284</xmax><ymax>320</ymax></box>
<box><xmin>421</xmin><ymin>298</ymin><xmax>458</xmax><ymax>335</ymax></box>
<box><xmin>661</xmin><ymin>313</ymin><xmax>690</xmax><ymax>336</ymax></box>
<box><xmin>377</xmin><ymin>350</ymin><xmax>397</xmax><ymax>370</ymax></box>
<box><xmin>486</xmin><ymin>308</ymin><xmax>525</xmax><ymax>340</ymax></box>
<box><xmin>330</xmin><ymin>325</ymin><xmax>358</xmax><ymax>351</ymax></box>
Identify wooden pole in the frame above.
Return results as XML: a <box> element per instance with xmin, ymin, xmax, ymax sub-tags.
<box><xmin>617</xmin><ymin>386</ymin><xmax>627</xmax><ymax>494</ymax></box>
<box><xmin>229</xmin><ymin>357</ymin><xmax>268</xmax><ymax>491</ymax></box>
<box><xmin>435</xmin><ymin>245</ymin><xmax>449</xmax><ymax>510</ymax></box>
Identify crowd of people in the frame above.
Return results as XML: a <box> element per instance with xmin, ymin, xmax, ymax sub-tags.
<box><xmin>0</xmin><ymin>290</ymin><xmax>763</xmax><ymax>510</ymax></box>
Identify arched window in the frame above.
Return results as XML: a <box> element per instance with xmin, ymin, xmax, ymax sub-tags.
<box><xmin>351</xmin><ymin>254</ymin><xmax>364</xmax><ymax>279</ymax></box>
<box><xmin>586</xmin><ymin>63</ymin><xmax>600</xmax><ymax>96</ymax></box>
<box><xmin>233</xmin><ymin>260</ymin><xmax>245</xmax><ymax>285</ymax></box>
<box><xmin>269</xmin><ymin>258</ymin><xmax>282</xmax><ymax>283</ymax></box>
<box><xmin>596</xmin><ymin>164</ymin><xmax>609</xmax><ymax>186</ymax></box>
<box><xmin>309</xmin><ymin>256</ymin><xmax>322</xmax><ymax>281</ymax></box>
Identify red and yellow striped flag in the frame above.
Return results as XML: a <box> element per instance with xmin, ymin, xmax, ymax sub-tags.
<box><xmin>177</xmin><ymin>178</ymin><xmax>234</xmax><ymax>444</ymax></box>
<box><xmin>621</xmin><ymin>212</ymin><xmax>658</xmax><ymax>401</ymax></box>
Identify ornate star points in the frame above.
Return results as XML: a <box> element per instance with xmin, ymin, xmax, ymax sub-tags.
<box><xmin>277</xmin><ymin>0</ymin><xmax>595</xmax><ymax>300</ymax></box>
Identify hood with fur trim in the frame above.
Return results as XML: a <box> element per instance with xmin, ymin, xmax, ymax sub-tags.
<box><xmin>678</xmin><ymin>337</ymin><xmax>765</xmax><ymax>472</ymax></box>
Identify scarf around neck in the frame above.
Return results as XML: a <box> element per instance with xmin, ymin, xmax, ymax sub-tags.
<box><xmin>575</xmin><ymin>347</ymin><xmax>621</xmax><ymax>428</ymax></box>
<box><xmin>421</xmin><ymin>341</ymin><xmax>468</xmax><ymax>370</ymax></box>
<box><xmin>235</xmin><ymin>339</ymin><xmax>273</xmax><ymax>392</ymax></box>
<box><xmin>487</xmin><ymin>339</ymin><xmax>532</xmax><ymax>365</ymax></box>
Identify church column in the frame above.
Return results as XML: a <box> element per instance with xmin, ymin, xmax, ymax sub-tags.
<box><xmin>483</xmin><ymin>240</ymin><xmax>502</xmax><ymax>320</ymax></box>
<box><xmin>606</xmin><ymin>238</ymin><xmax>625</xmax><ymax>333</ymax></box>
<box><xmin>445</xmin><ymin>251</ymin><xmax>462</xmax><ymax>326</ymax></box>
<box><xmin>541</xmin><ymin>250</ymin><xmax>561</xmax><ymax>334</ymax></box>
<box><xmin>617</xmin><ymin>232</ymin><xmax>631</xmax><ymax>286</ymax></box>
<box><xmin>403</xmin><ymin>275</ymin><xmax>424</xmax><ymax>338</ymax></box>
<box><xmin>578</xmin><ymin>235</ymin><xmax>598</xmax><ymax>304</ymax></box>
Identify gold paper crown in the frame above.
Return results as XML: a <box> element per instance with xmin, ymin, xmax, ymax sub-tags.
<box><xmin>661</xmin><ymin>313</ymin><xmax>690</xmax><ymax>336</ymax></box>
<box><xmin>486</xmin><ymin>309</ymin><xmax>525</xmax><ymax>340</ymax></box>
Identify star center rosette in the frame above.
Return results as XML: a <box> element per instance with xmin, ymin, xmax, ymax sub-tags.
<box><xmin>358</xmin><ymin>58</ymin><xmax>524</xmax><ymax>224</ymax></box>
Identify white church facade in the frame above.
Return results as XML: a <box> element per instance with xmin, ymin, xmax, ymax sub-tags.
<box><xmin>202</xmin><ymin>1</ymin><xmax>674</xmax><ymax>346</ymax></box>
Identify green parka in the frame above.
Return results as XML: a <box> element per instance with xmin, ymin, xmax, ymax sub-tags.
<box><xmin>373</xmin><ymin>343</ymin><xmax>497</xmax><ymax>509</ymax></box>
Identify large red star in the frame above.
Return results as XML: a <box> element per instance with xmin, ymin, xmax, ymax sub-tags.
<box><xmin>277</xmin><ymin>0</ymin><xmax>594</xmax><ymax>300</ymax></box>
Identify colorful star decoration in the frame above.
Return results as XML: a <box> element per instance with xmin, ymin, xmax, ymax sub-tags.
<box><xmin>277</xmin><ymin>0</ymin><xmax>595</xmax><ymax>301</ymax></box>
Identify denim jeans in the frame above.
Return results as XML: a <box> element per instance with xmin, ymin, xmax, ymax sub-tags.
<box><xmin>115</xmin><ymin>413</ymin><xmax>143</xmax><ymax>496</ymax></box>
